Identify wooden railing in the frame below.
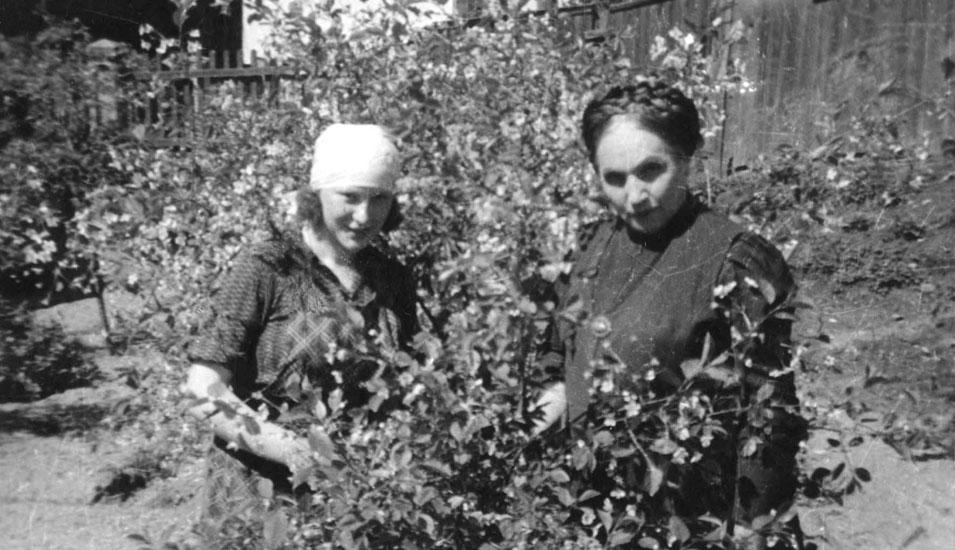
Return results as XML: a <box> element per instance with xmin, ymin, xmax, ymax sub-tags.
<box><xmin>120</xmin><ymin>49</ymin><xmax>304</xmax><ymax>147</ymax></box>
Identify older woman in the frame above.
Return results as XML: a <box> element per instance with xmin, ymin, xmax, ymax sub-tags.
<box><xmin>535</xmin><ymin>81</ymin><xmax>806</xmax><ymax>547</ymax></box>
<box><xmin>184</xmin><ymin>124</ymin><xmax>418</xmax><ymax>518</ymax></box>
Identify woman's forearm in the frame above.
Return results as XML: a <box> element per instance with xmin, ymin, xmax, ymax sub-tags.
<box><xmin>185</xmin><ymin>363</ymin><xmax>310</xmax><ymax>469</ymax></box>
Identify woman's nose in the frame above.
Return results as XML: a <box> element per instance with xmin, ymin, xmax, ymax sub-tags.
<box><xmin>625</xmin><ymin>177</ymin><xmax>651</xmax><ymax>208</ymax></box>
<box><xmin>352</xmin><ymin>201</ymin><xmax>370</xmax><ymax>224</ymax></box>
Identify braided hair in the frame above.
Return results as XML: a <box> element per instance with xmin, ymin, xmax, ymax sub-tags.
<box><xmin>582</xmin><ymin>80</ymin><xmax>703</xmax><ymax>162</ymax></box>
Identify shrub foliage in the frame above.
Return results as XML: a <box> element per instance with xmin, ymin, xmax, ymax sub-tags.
<box><xmin>0</xmin><ymin>1</ymin><xmax>848</xmax><ymax>548</ymax></box>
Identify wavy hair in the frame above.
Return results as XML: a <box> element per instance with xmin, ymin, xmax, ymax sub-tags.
<box><xmin>582</xmin><ymin>79</ymin><xmax>703</xmax><ymax>162</ymax></box>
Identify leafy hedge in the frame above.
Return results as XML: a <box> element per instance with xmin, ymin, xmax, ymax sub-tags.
<box><xmin>0</xmin><ymin>21</ymin><xmax>132</xmax><ymax>302</ymax></box>
<box><xmin>0</xmin><ymin>298</ymin><xmax>99</xmax><ymax>401</ymax></box>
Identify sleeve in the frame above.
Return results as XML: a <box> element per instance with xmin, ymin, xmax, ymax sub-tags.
<box><xmin>532</xmin><ymin>220</ymin><xmax>602</xmax><ymax>386</ymax></box>
<box><xmin>717</xmin><ymin>231</ymin><xmax>797</xmax><ymax>387</ymax></box>
<box><xmin>188</xmin><ymin>247</ymin><xmax>273</xmax><ymax>381</ymax></box>
<box><xmin>535</xmin><ymin>274</ymin><xmax>571</xmax><ymax>384</ymax></box>
<box><xmin>715</xmin><ymin>232</ymin><xmax>807</xmax><ymax>524</ymax></box>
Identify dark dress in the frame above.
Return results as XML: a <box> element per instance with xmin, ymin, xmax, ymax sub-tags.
<box><xmin>541</xmin><ymin>196</ymin><xmax>805</xmax><ymax>525</ymax></box>
<box><xmin>189</xmin><ymin>237</ymin><xmax>418</xmax><ymax>519</ymax></box>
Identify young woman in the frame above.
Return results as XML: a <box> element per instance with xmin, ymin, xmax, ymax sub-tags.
<box><xmin>535</xmin><ymin>81</ymin><xmax>806</xmax><ymax>548</ymax></box>
<box><xmin>184</xmin><ymin>124</ymin><xmax>418</xmax><ymax>518</ymax></box>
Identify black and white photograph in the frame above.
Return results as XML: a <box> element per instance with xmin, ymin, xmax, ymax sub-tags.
<box><xmin>1</xmin><ymin>0</ymin><xmax>953</xmax><ymax>548</ymax></box>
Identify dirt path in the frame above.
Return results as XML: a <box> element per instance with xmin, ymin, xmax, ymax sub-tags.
<box><xmin>798</xmin><ymin>417</ymin><xmax>955</xmax><ymax>549</ymax></box>
<box><xmin>0</xmin><ymin>432</ymin><xmax>202</xmax><ymax>550</ymax></box>
<box><xmin>1</xmin><ymin>419</ymin><xmax>953</xmax><ymax>549</ymax></box>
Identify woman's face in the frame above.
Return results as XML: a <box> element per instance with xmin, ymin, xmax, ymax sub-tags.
<box><xmin>317</xmin><ymin>186</ymin><xmax>394</xmax><ymax>255</ymax></box>
<box><xmin>593</xmin><ymin>116</ymin><xmax>690</xmax><ymax>235</ymax></box>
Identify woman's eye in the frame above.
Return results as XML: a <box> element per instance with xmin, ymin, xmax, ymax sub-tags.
<box><xmin>602</xmin><ymin>171</ymin><xmax>626</xmax><ymax>187</ymax></box>
<box><xmin>635</xmin><ymin>161</ymin><xmax>666</xmax><ymax>182</ymax></box>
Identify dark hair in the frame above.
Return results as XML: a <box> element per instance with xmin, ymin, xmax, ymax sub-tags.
<box><xmin>295</xmin><ymin>187</ymin><xmax>403</xmax><ymax>233</ymax></box>
<box><xmin>582</xmin><ymin>79</ymin><xmax>703</xmax><ymax>162</ymax></box>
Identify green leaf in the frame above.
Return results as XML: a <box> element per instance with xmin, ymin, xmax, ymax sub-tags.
<box><xmin>755</xmin><ymin>276</ymin><xmax>777</xmax><ymax>304</ymax></box>
<box><xmin>554</xmin><ymin>487</ymin><xmax>575</xmax><ymax>506</ymax></box>
<box><xmin>755</xmin><ymin>382</ymin><xmax>775</xmax><ymax>403</ymax></box>
<box><xmin>597</xmin><ymin>509</ymin><xmax>614</xmax><ymax>531</ymax></box>
<box><xmin>680</xmin><ymin>358</ymin><xmax>702</xmax><ymax>380</ymax></box>
<box><xmin>701</xmin><ymin>365</ymin><xmax>740</xmax><ymax>387</ymax></box>
<box><xmin>308</xmin><ymin>426</ymin><xmax>339</xmax><ymax>460</ymax></box>
<box><xmin>548</xmin><ymin>468</ymin><xmax>571</xmax><ymax>483</ymax></box>
<box><xmin>741</xmin><ymin>436</ymin><xmax>762</xmax><ymax>457</ymax></box>
<box><xmin>327</xmin><ymin>388</ymin><xmax>343</xmax><ymax>412</ymax></box>
<box><xmin>256</xmin><ymin>478</ymin><xmax>274</xmax><ymax>498</ymax></box>
<box><xmin>611</xmin><ymin>447</ymin><xmax>636</xmax><ymax>458</ymax></box>
<box><xmin>417</xmin><ymin>512</ymin><xmax>436</xmax><ymax>536</ymax></box>
<box><xmin>290</xmin><ymin>462</ymin><xmax>313</xmax><ymax>488</ymax></box>
<box><xmin>571</xmin><ymin>445</ymin><xmax>594</xmax><ymax>471</ymax></box>
<box><xmin>312</xmin><ymin>397</ymin><xmax>327</xmax><ymax>420</ymax></box>
<box><xmin>650</xmin><ymin>438</ymin><xmax>679</xmax><ymax>455</ymax></box>
<box><xmin>668</xmin><ymin>516</ymin><xmax>691</xmax><ymax>542</ymax></box>
<box><xmin>419</xmin><ymin>460</ymin><xmax>452</xmax><ymax>476</ymax></box>
<box><xmin>608</xmin><ymin>530</ymin><xmax>635</xmax><ymax>547</ymax></box>
<box><xmin>594</xmin><ymin>430</ymin><xmax>614</xmax><ymax>446</ymax></box>
<box><xmin>262</xmin><ymin>509</ymin><xmax>288</xmax><ymax>550</ymax></box>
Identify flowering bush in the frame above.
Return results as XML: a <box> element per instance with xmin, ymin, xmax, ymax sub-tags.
<box><xmin>4</xmin><ymin>2</ymin><xmax>783</xmax><ymax>548</ymax></box>
<box><xmin>0</xmin><ymin>298</ymin><xmax>99</xmax><ymax>401</ymax></box>
<box><xmin>0</xmin><ymin>21</ymin><xmax>131</xmax><ymax>301</ymax></box>
<box><xmin>116</xmin><ymin>3</ymin><xmax>782</xmax><ymax>548</ymax></box>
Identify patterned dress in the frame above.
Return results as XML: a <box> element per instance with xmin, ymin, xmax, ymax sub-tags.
<box><xmin>540</xmin><ymin>196</ymin><xmax>806</xmax><ymax>525</ymax></box>
<box><xmin>189</xmin><ymin>236</ymin><xmax>417</xmax><ymax>519</ymax></box>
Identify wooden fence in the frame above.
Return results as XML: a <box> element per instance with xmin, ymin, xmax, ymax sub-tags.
<box><xmin>553</xmin><ymin>0</ymin><xmax>955</xmax><ymax>167</ymax></box>
<box><xmin>124</xmin><ymin>0</ymin><xmax>953</xmax><ymax>165</ymax></box>
<box><xmin>121</xmin><ymin>49</ymin><xmax>302</xmax><ymax>147</ymax></box>
<box><xmin>724</xmin><ymin>0</ymin><xmax>955</xmax><ymax>164</ymax></box>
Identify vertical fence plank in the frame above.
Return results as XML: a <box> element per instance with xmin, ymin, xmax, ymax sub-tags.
<box><xmin>804</xmin><ymin>2</ymin><xmax>823</xmax><ymax>144</ymax></box>
<box><xmin>946</xmin><ymin>2</ymin><xmax>955</xmax><ymax>138</ymax></box>
<box><xmin>940</xmin><ymin>0</ymin><xmax>955</xmax><ymax>139</ymax></box>
<box><xmin>790</xmin><ymin>3</ymin><xmax>810</xmax><ymax>145</ymax></box>
<box><xmin>768</xmin><ymin>3</ymin><xmax>786</xmax><ymax>121</ymax></box>
<box><xmin>257</xmin><ymin>51</ymin><xmax>265</xmax><ymax>100</ymax></box>
<box><xmin>914</xmin><ymin>0</ymin><xmax>929</xmax><ymax>137</ymax></box>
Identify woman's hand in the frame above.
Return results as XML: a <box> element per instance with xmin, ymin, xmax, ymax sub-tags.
<box><xmin>529</xmin><ymin>382</ymin><xmax>567</xmax><ymax>436</ymax></box>
<box><xmin>184</xmin><ymin>363</ymin><xmax>312</xmax><ymax>472</ymax></box>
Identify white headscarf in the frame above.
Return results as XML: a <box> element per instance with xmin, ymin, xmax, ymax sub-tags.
<box><xmin>309</xmin><ymin>123</ymin><xmax>399</xmax><ymax>192</ymax></box>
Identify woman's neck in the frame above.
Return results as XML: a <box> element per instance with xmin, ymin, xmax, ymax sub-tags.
<box><xmin>301</xmin><ymin>225</ymin><xmax>362</xmax><ymax>292</ymax></box>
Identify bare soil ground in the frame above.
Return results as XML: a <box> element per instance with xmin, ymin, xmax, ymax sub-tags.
<box><xmin>0</xmin><ymin>431</ymin><xmax>202</xmax><ymax>550</ymax></box>
<box><xmin>1</xmin><ymin>177</ymin><xmax>953</xmax><ymax>549</ymax></box>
